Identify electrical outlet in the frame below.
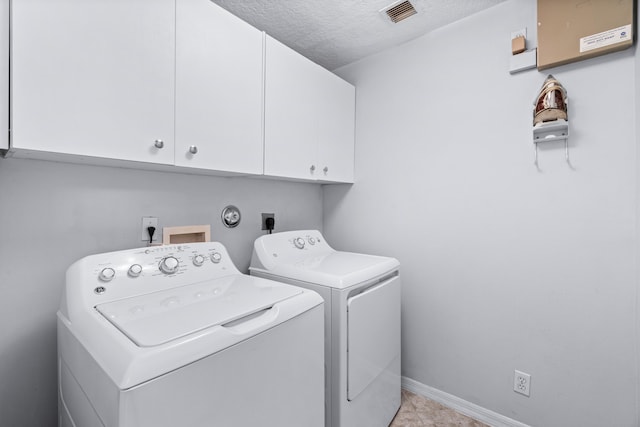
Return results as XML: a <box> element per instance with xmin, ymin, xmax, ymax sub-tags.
<box><xmin>261</xmin><ymin>213</ymin><xmax>275</xmax><ymax>231</ymax></box>
<box><xmin>514</xmin><ymin>370</ymin><xmax>531</xmax><ymax>397</ymax></box>
<box><xmin>141</xmin><ymin>216</ymin><xmax>158</xmax><ymax>241</ymax></box>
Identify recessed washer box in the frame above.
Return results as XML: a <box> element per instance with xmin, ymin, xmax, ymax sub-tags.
<box><xmin>162</xmin><ymin>225</ymin><xmax>211</xmax><ymax>245</ymax></box>
<box><xmin>537</xmin><ymin>0</ymin><xmax>635</xmax><ymax>70</ymax></box>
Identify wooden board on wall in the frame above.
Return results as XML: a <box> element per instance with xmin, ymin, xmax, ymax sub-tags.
<box><xmin>537</xmin><ymin>0</ymin><xmax>635</xmax><ymax>70</ymax></box>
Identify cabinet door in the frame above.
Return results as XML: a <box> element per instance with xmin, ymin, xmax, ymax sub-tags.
<box><xmin>0</xmin><ymin>0</ymin><xmax>7</xmax><ymax>150</ymax></box>
<box><xmin>175</xmin><ymin>0</ymin><xmax>263</xmax><ymax>174</ymax></box>
<box><xmin>12</xmin><ymin>0</ymin><xmax>175</xmax><ymax>164</ymax></box>
<box><xmin>317</xmin><ymin>72</ymin><xmax>355</xmax><ymax>183</ymax></box>
<box><xmin>264</xmin><ymin>35</ymin><xmax>319</xmax><ymax>180</ymax></box>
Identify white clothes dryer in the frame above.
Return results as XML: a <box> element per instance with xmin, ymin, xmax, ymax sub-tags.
<box><xmin>58</xmin><ymin>241</ymin><xmax>324</xmax><ymax>427</ymax></box>
<box><xmin>250</xmin><ymin>230</ymin><xmax>401</xmax><ymax>427</ymax></box>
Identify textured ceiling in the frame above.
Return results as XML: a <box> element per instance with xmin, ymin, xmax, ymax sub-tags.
<box><xmin>210</xmin><ymin>0</ymin><xmax>508</xmax><ymax>70</ymax></box>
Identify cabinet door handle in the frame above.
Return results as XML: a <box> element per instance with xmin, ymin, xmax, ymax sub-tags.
<box><xmin>154</xmin><ymin>139</ymin><xmax>164</xmax><ymax>149</ymax></box>
<box><xmin>323</xmin><ymin>166</ymin><xmax>329</xmax><ymax>174</ymax></box>
<box><xmin>189</xmin><ymin>145</ymin><xmax>198</xmax><ymax>154</ymax></box>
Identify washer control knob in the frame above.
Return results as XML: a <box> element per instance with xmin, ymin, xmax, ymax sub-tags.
<box><xmin>308</xmin><ymin>237</ymin><xmax>316</xmax><ymax>245</ymax></box>
<box><xmin>210</xmin><ymin>252</ymin><xmax>222</xmax><ymax>264</ymax></box>
<box><xmin>98</xmin><ymin>267</ymin><xmax>116</xmax><ymax>282</ymax></box>
<box><xmin>294</xmin><ymin>237</ymin><xmax>305</xmax><ymax>249</ymax></box>
<box><xmin>159</xmin><ymin>256</ymin><xmax>179</xmax><ymax>274</ymax></box>
<box><xmin>193</xmin><ymin>254</ymin><xmax>205</xmax><ymax>266</ymax></box>
<box><xmin>128</xmin><ymin>264</ymin><xmax>143</xmax><ymax>278</ymax></box>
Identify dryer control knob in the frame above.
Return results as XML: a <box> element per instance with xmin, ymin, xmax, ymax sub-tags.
<box><xmin>99</xmin><ymin>267</ymin><xmax>116</xmax><ymax>282</ymax></box>
<box><xmin>210</xmin><ymin>252</ymin><xmax>222</xmax><ymax>264</ymax></box>
<box><xmin>128</xmin><ymin>264</ymin><xmax>143</xmax><ymax>277</ymax></box>
<box><xmin>294</xmin><ymin>237</ymin><xmax>305</xmax><ymax>249</ymax></box>
<box><xmin>193</xmin><ymin>254</ymin><xmax>205</xmax><ymax>266</ymax></box>
<box><xmin>159</xmin><ymin>256</ymin><xmax>179</xmax><ymax>274</ymax></box>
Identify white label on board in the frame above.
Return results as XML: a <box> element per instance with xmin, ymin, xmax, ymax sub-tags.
<box><xmin>580</xmin><ymin>24</ymin><xmax>632</xmax><ymax>53</ymax></box>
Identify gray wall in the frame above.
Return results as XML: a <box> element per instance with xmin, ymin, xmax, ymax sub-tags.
<box><xmin>636</xmin><ymin>7</ymin><xmax>640</xmax><ymax>427</ymax></box>
<box><xmin>325</xmin><ymin>0</ymin><xmax>638</xmax><ymax>426</ymax></box>
<box><xmin>0</xmin><ymin>157</ymin><xmax>322</xmax><ymax>426</ymax></box>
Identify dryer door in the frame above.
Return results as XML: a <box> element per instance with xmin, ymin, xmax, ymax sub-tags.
<box><xmin>346</xmin><ymin>273</ymin><xmax>400</xmax><ymax>401</ymax></box>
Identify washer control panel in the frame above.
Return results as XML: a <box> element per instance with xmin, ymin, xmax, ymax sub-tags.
<box><xmin>70</xmin><ymin>242</ymin><xmax>239</xmax><ymax>302</ymax></box>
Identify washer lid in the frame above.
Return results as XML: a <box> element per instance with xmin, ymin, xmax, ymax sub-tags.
<box><xmin>95</xmin><ymin>274</ymin><xmax>302</xmax><ymax>347</ymax></box>
<box><xmin>265</xmin><ymin>252</ymin><xmax>399</xmax><ymax>289</ymax></box>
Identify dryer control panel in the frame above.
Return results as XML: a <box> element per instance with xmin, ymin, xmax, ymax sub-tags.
<box><xmin>291</xmin><ymin>232</ymin><xmax>325</xmax><ymax>251</ymax></box>
<box><xmin>250</xmin><ymin>230</ymin><xmax>400</xmax><ymax>290</ymax></box>
<box><xmin>251</xmin><ymin>230</ymin><xmax>334</xmax><ymax>271</ymax></box>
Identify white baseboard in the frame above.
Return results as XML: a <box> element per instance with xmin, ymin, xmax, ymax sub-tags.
<box><xmin>401</xmin><ymin>377</ymin><xmax>531</xmax><ymax>427</ymax></box>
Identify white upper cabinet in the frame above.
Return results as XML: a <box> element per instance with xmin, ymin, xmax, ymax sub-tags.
<box><xmin>264</xmin><ymin>36</ymin><xmax>355</xmax><ymax>183</ymax></box>
<box><xmin>0</xmin><ymin>0</ymin><xmax>7</xmax><ymax>151</ymax></box>
<box><xmin>264</xmin><ymin>36</ymin><xmax>319</xmax><ymax>181</ymax></box>
<box><xmin>11</xmin><ymin>0</ymin><xmax>175</xmax><ymax>165</ymax></box>
<box><xmin>175</xmin><ymin>0</ymin><xmax>264</xmax><ymax>174</ymax></box>
<box><xmin>316</xmin><ymin>72</ymin><xmax>355</xmax><ymax>183</ymax></box>
<box><xmin>9</xmin><ymin>2</ymin><xmax>354</xmax><ymax>183</ymax></box>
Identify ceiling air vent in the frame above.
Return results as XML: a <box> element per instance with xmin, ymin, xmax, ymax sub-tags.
<box><xmin>383</xmin><ymin>0</ymin><xmax>417</xmax><ymax>23</ymax></box>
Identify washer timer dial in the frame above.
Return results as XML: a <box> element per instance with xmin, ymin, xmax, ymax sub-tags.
<box><xmin>159</xmin><ymin>256</ymin><xmax>180</xmax><ymax>274</ymax></box>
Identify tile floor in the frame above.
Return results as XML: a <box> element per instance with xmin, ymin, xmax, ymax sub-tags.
<box><xmin>390</xmin><ymin>389</ymin><xmax>489</xmax><ymax>427</ymax></box>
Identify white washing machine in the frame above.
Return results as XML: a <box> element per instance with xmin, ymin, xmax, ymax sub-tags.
<box><xmin>58</xmin><ymin>241</ymin><xmax>324</xmax><ymax>427</ymax></box>
<box><xmin>250</xmin><ymin>230</ymin><xmax>401</xmax><ymax>427</ymax></box>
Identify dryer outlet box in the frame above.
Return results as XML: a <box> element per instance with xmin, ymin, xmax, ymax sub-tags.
<box><xmin>261</xmin><ymin>213</ymin><xmax>275</xmax><ymax>231</ymax></box>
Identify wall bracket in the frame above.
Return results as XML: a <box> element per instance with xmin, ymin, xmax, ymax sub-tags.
<box><xmin>533</xmin><ymin>119</ymin><xmax>570</xmax><ymax>168</ymax></box>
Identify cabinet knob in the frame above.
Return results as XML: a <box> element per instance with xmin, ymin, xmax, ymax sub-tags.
<box><xmin>154</xmin><ymin>139</ymin><xmax>164</xmax><ymax>149</ymax></box>
<box><xmin>323</xmin><ymin>166</ymin><xmax>329</xmax><ymax>174</ymax></box>
<box><xmin>310</xmin><ymin>165</ymin><xmax>316</xmax><ymax>173</ymax></box>
<box><xmin>189</xmin><ymin>145</ymin><xmax>198</xmax><ymax>155</ymax></box>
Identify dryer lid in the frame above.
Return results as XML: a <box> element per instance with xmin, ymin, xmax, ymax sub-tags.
<box><xmin>95</xmin><ymin>274</ymin><xmax>302</xmax><ymax>347</ymax></box>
